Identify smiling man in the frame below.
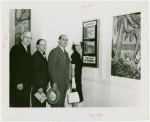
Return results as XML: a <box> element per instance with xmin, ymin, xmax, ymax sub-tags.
<box><xmin>48</xmin><ymin>35</ymin><xmax>70</xmax><ymax>107</ymax></box>
<box><xmin>10</xmin><ymin>31</ymin><xmax>32</xmax><ymax>107</ymax></box>
<box><xmin>31</xmin><ymin>39</ymin><xmax>50</xmax><ymax>107</ymax></box>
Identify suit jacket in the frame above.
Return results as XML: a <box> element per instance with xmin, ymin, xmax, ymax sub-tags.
<box><xmin>48</xmin><ymin>46</ymin><xmax>70</xmax><ymax>86</ymax></box>
<box><xmin>10</xmin><ymin>43</ymin><xmax>32</xmax><ymax>91</ymax></box>
<box><xmin>32</xmin><ymin>50</ymin><xmax>49</xmax><ymax>93</ymax></box>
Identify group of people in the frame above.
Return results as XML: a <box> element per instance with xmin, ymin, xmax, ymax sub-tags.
<box><xmin>10</xmin><ymin>31</ymin><xmax>83</xmax><ymax>107</ymax></box>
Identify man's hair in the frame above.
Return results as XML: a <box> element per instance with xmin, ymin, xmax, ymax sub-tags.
<box><xmin>36</xmin><ymin>39</ymin><xmax>47</xmax><ymax>45</ymax></box>
<box><xmin>21</xmin><ymin>30</ymin><xmax>31</xmax><ymax>37</ymax></box>
<box><xmin>58</xmin><ymin>35</ymin><xmax>67</xmax><ymax>40</ymax></box>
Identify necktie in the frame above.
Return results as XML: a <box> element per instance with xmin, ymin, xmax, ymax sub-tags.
<box><xmin>43</xmin><ymin>52</ymin><xmax>46</xmax><ymax>55</ymax></box>
<box><xmin>43</xmin><ymin>52</ymin><xmax>47</xmax><ymax>60</ymax></box>
<box><xmin>64</xmin><ymin>49</ymin><xmax>67</xmax><ymax>57</ymax></box>
<box><xmin>27</xmin><ymin>46</ymin><xmax>30</xmax><ymax>56</ymax></box>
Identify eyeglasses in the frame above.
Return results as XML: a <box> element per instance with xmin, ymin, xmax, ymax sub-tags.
<box><xmin>24</xmin><ymin>36</ymin><xmax>32</xmax><ymax>40</ymax></box>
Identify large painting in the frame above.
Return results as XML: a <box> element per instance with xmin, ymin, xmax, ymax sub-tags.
<box><xmin>111</xmin><ymin>12</ymin><xmax>141</xmax><ymax>80</ymax></box>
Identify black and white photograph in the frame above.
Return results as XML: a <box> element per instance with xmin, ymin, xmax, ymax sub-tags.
<box><xmin>1</xmin><ymin>1</ymin><xmax>149</xmax><ymax>121</ymax></box>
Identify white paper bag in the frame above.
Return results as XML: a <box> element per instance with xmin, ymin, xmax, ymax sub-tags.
<box><xmin>67</xmin><ymin>92</ymin><xmax>80</xmax><ymax>104</ymax></box>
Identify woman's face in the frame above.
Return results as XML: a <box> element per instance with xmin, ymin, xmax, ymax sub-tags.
<box><xmin>75</xmin><ymin>44</ymin><xmax>81</xmax><ymax>52</ymax></box>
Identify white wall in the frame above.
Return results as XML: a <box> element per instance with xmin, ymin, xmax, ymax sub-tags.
<box><xmin>31</xmin><ymin>9</ymin><xmax>43</xmax><ymax>55</ymax></box>
<box><xmin>24</xmin><ymin>1</ymin><xmax>148</xmax><ymax>107</ymax></box>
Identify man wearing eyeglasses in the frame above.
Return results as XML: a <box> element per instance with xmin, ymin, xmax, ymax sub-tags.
<box><xmin>10</xmin><ymin>31</ymin><xmax>32</xmax><ymax>107</ymax></box>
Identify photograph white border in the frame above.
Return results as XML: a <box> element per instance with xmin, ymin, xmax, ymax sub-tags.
<box><xmin>1</xmin><ymin>1</ymin><xmax>149</xmax><ymax>121</ymax></box>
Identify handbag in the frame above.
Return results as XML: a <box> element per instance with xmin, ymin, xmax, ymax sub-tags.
<box><xmin>67</xmin><ymin>89</ymin><xmax>80</xmax><ymax>104</ymax></box>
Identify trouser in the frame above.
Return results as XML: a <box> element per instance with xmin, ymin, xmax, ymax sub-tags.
<box><xmin>51</xmin><ymin>85</ymin><xmax>68</xmax><ymax>107</ymax></box>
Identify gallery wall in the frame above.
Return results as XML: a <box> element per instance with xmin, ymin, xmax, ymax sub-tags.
<box><xmin>30</xmin><ymin>1</ymin><xmax>148</xmax><ymax>89</ymax></box>
<box><xmin>30</xmin><ymin>1</ymin><xmax>148</xmax><ymax>107</ymax></box>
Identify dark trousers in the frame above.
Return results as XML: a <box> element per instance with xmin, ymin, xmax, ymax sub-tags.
<box><xmin>51</xmin><ymin>85</ymin><xmax>68</xmax><ymax>107</ymax></box>
<box><xmin>10</xmin><ymin>89</ymin><xmax>30</xmax><ymax>107</ymax></box>
<box><xmin>31</xmin><ymin>89</ymin><xmax>46</xmax><ymax>107</ymax></box>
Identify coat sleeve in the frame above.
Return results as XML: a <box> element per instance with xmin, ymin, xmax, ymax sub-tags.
<box><xmin>10</xmin><ymin>46</ymin><xmax>24</xmax><ymax>85</ymax></box>
<box><xmin>32</xmin><ymin>54</ymin><xmax>43</xmax><ymax>90</ymax></box>
<box><xmin>48</xmin><ymin>49</ymin><xmax>57</xmax><ymax>85</ymax></box>
<box><xmin>71</xmin><ymin>53</ymin><xmax>77</xmax><ymax>64</ymax></box>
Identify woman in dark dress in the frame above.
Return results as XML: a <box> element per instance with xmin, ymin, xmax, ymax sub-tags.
<box><xmin>71</xmin><ymin>41</ymin><xmax>83</xmax><ymax>107</ymax></box>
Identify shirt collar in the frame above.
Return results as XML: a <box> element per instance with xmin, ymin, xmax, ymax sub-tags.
<box><xmin>21</xmin><ymin>42</ymin><xmax>28</xmax><ymax>48</ymax></box>
<box><xmin>21</xmin><ymin>42</ymin><xmax>28</xmax><ymax>51</ymax></box>
<box><xmin>59</xmin><ymin>45</ymin><xmax>65</xmax><ymax>52</ymax></box>
<box><xmin>38</xmin><ymin>49</ymin><xmax>44</xmax><ymax>55</ymax></box>
<box><xmin>38</xmin><ymin>50</ymin><xmax>46</xmax><ymax>58</ymax></box>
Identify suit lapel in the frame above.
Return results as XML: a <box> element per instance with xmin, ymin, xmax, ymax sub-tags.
<box><xmin>37</xmin><ymin>50</ymin><xmax>47</xmax><ymax>62</ymax></box>
<box><xmin>57</xmin><ymin>46</ymin><xmax>66</xmax><ymax>59</ymax></box>
<box><xmin>20</xmin><ymin>43</ymin><xmax>28</xmax><ymax>56</ymax></box>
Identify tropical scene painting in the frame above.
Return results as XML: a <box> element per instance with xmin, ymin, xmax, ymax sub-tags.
<box><xmin>111</xmin><ymin>12</ymin><xmax>141</xmax><ymax>80</ymax></box>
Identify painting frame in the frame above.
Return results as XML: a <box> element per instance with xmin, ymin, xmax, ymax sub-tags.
<box><xmin>82</xmin><ymin>19</ymin><xmax>100</xmax><ymax>68</ymax></box>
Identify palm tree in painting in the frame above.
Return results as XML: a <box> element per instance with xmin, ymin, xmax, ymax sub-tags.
<box><xmin>111</xmin><ymin>12</ymin><xmax>141</xmax><ymax>79</ymax></box>
<box><xmin>113</xmin><ymin>12</ymin><xmax>141</xmax><ymax>63</ymax></box>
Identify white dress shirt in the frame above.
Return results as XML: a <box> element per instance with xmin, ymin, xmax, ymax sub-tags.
<box><xmin>21</xmin><ymin>42</ymin><xmax>28</xmax><ymax>52</ymax></box>
<box><xmin>59</xmin><ymin>45</ymin><xmax>65</xmax><ymax>52</ymax></box>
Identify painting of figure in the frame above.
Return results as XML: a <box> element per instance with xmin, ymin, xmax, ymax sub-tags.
<box><xmin>111</xmin><ymin>12</ymin><xmax>141</xmax><ymax>80</ymax></box>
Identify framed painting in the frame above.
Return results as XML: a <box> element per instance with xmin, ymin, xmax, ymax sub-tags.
<box><xmin>111</xmin><ymin>12</ymin><xmax>141</xmax><ymax>80</ymax></box>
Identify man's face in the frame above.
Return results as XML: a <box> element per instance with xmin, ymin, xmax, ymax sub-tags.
<box><xmin>21</xmin><ymin>32</ymin><xmax>32</xmax><ymax>46</ymax></box>
<box><xmin>37</xmin><ymin>40</ymin><xmax>47</xmax><ymax>52</ymax></box>
<box><xmin>58</xmin><ymin>35</ymin><xmax>68</xmax><ymax>48</ymax></box>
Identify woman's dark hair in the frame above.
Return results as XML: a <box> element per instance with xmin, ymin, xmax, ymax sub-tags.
<box><xmin>36</xmin><ymin>39</ymin><xmax>46</xmax><ymax>45</ymax></box>
<box><xmin>72</xmin><ymin>44</ymin><xmax>76</xmax><ymax>51</ymax></box>
<box><xmin>72</xmin><ymin>42</ymin><xmax>83</xmax><ymax>51</ymax></box>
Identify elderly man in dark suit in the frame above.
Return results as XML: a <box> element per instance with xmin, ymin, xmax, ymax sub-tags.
<box><xmin>10</xmin><ymin>31</ymin><xmax>32</xmax><ymax>107</ymax></box>
<box><xmin>48</xmin><ymin>35</ymin><xmax>70</xmax><ymax>107</ymax></box>
<box><xmin>31</xmin><ymin>39</ymin><xmax>49</xmax><ymax>107</ymax></box>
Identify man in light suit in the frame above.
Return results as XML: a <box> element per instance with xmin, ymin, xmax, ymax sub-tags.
<box><xmin>48</xmin><ymin>35</ymin><xmax>70</xmax><ymax>107</ymax></box>
<box><xmin>10</xmin><ymin>31</ymin><xmax>32</xmax><ymax>107</ymax></box>
<box><xmin>32</xmin><ymin>39</ymin><xmax>50</xmax><ymax>107</ymax></box>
